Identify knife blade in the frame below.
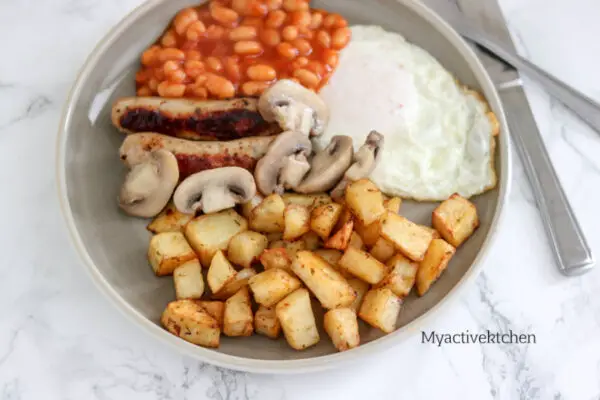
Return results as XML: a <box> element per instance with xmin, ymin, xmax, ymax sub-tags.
<box><xmin>424</xmin><ymin>0</ymin><xmax>595</xmax><ymax>275</ymax></box>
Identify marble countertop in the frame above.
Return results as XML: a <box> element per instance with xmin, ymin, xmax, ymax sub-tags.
<box><xmin>2</xmin><ymin>0</ymin><xmax>600</xmax><ymax>398</ymax></box>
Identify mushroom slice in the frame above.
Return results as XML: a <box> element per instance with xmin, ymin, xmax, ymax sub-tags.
<box><xmin>173</xmin><ymin>167</ymin><xmax>256</xmax><ymax>215</ymax></box>
<box><xmin>254</xmin><ymin>130</ymin><xmax>312</xmax><ymax>196</ymax></box>
<box><xmin>119</xmin><ymin>149</ymin><xmax>179</xmax><ymax>218</ymax></box>
<box><xmin>294</xmin><ymin>135</ymin><xmax>354</xmax><ymax>194</ymax></box>
<box><xmin>331</xmin><ymin>131</ymin><xmax>385</xmax><ymax>200</ymax></box>
<box><xmin>258</xmin><ymin>79</ymin><xmax>329</xmax><ymax>137</ymax></box>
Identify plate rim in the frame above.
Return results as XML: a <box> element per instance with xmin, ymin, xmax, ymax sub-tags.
<box><xmin>55</xmin><ymin>0</ymin><xmax>512</xmax><ymax>374</ymax></box>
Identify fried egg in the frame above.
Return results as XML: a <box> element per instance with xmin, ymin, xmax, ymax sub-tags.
<box><xmin>315</xmin><ymin>25</ymin><xmax>497</xmax><ymax>201</ymax></box>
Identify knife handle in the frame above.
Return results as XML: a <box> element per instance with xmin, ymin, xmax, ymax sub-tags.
<box><xmin>500</xmin><ymin>88</ymin><xmax>595</xmax><ymax>275</ymax></box>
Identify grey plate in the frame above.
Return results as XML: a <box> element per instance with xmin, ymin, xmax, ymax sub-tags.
<box><xmin>56</xmin><ymin>0</ymin><xmax>511</xmax><ymax>373</ymax></box>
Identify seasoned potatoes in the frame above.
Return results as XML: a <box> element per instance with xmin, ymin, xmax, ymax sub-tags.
<box><xmin>283</xmin><ymin>204</ymin><xmax>311</xmax><ymax>241</ymax></box>
<box><xmin>324</xmin><ymin>308</ymin><xmax>360</xmax><ymax>352</ymax></box>
<box><xmin>207</xmin><ymin>250</ymin><xmax>237</xmax><ymax>295</ymax></box>
<box><xmin>161</xmin><ymin>300</ymin><xmax>220</xmax><ymax>348</ymax></box>
<box><xmin>345</xmin><ymin>179</ymin><xmax>385</xmax><ymax>225</ymax></box>
<box><xmin>248</xmin><ymin>268</ymin><xmax>302</xmax><ymax>307</ymax></box>
<box><xmin>375</xmin><ymin>253</ymin><xmax>419</xmax><ymax>298</ymax></box>
<box><xmin>223</xmin><ymin>287</ymin><xmax>254</xmax><ymax>337</ymax></box>
<box><xmin>249</xmin><ymin>194</ymin><xmax>285</xmax><ymax>233</ymax></box>
<box><xmin>310</xmin><ymin>203</ymin><xmax>343</xmax><ymax>240</ymax></box>
<box><xmin>338</xmin><ymin>246</ymin><xmax>389</xmax><ymax>285</ymax></box>
<box><xmin>213</xmin><ymin>268</ymin><xmax>257</xmax><ymax>300</ymax></box>
<box><xmin>147</xmin><ymin>202</ymin><xmax>193</xmax><ymax>234</ymax></box>
<box><xmin>380</xmin><ymin>212</ymin><xmax>434</xmax><ymax>261</ymax></box>
<box><xmin>254</xmin><ymin>305</ymin><xmax>281</xmax><ymax>339</ymax></box>
<box><xmin>148</xmin><ymin>232</ymin><xmax>197</xmax><ymax>276</ymax></box>
<box><xmin>359</xmin><ymin>288</ymin><xmax>402</xmax><ymax>334</ymax></box>
<box><xmin>432</xmin><ymin>194</ymin><xmax>479</xmax><ymax>247</ymax></box>
<box><xmin>227</xmin><ymin>231</ymin><xmax>268</xmax><ymax>268</ymax></box>
<box><xmin>276</xmin><ymin>288</ymin><xmax>320</xmax><ymax>350</ymax></box>
<box><xmin>416</xmin><ymin>239</ymin><xmax>456</xmax><ymax>296</ymax></box>
<box><xmin>173</xmin><ymin>259</ymin><xmax>204</xmax><ymax>300</ymax></box>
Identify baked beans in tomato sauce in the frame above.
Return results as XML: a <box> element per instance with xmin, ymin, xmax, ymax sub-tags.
<box><xmin>135</xmin><ymin>0</ymin><xmax>350</xmax><ymax>99</ymax></box>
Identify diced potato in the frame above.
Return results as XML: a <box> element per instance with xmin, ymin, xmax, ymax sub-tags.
<box><xmin>310</xmin><ymin>203</ymin><xmax>343</xmax><ymax>240</ymax></box>
<box><xmin>213</xmin><ymin>268</ymin><xmax>257</xmax><ymax>300</ymax></box>
<box><xmin>254</xmin><ymin>305</ymin><xmax>281</xmax><ymax>339</ymax></box>
<box><xmin>354</xmin><ymin>219</ymin><xmax>381</xmax><ymax>247</ymax></box>
<box><xmin>248</xmin><ymin>268</ymin><xmax>302</xmax><ymax>307</ymax></box>
<box><xmin>196</xmin><ymin>301</ymin><xmax>224</xmax><ymax>327</ymax></box>
<box><xmin>241</xmin><ymin>193</ymin><xmax>264</xmax><ymax>219</ymax></box>
<box><xmin>422</xmin><ymin>225</ymin><xmax>441</xmax><ymax>239</ymax></box>
<box><xmin>250</xmin><ymin>194</ymin><xmax>285</xmax><ymax>233</ymax></box>
<box><xmin>324</xmin><ymin>308</ymin><xmax>360</xmax><ymax>352</ymax></box>
<box><xmin>276</xmin><ymin>288</ymin><xmax>320</xmax><ymax>350</ymax></box>
<box><xmin>161</xmin><ymin>300</ymin><xmax>220</xmax><ymax>348</ymax></box>
<box><xmin>347</xmin><ymin>278</ymin><xmax>370</xmax><ymax>312</ymax></box>
<box><xmin>358</xmin><ymin>288</ymin><xmax>401</xmax><ymax>333</ymax></box>
<box><xmin>207</xmin><ymin>250</ymin><xmax>237</xmax><ymax>294</ymax></box>
<box><xmin>268</xmin><ymin>239</ymin><xmax>306</xmax><ymax>259</ymax></box>
<box><xmin>338</xmin><ymin>246</ymin><xmax>389</xmax><ymax>285</ymax></box>
<box><xmin>380</xmin><ymin>212</ymin><xmax>434</xmax><ymax>261</ymax></box>
<box><xmin>185</xmin><ymin>209</ymin><xmax>248</xmax><ymax>267</ymax></box>
<box><xmin>416</xmin><ymin>239</ymin><xmax>456</xmax><ymax>296</ymax></box>
<box><xmin>432</xmin><ymin>194</ymin><xmax>479</xmax><ymax>247</ymax></box>
<box><xmin>370</xmin><ymin>237</ymin><xmax>396</xmax><ymax>263</ymax></box>
<box><xmin>291</xmin><ymin>251</ymin><xmax>356</xmax><ymax>309</ymax></box>
<box><xmin>260</xmin><ymin>248</ymin><xmax>292</xmax><ymax>271</ymax></box>
<box><xmin>266</xmin><ymin>232</ymin><xmax>283</xmax><ymax>243</ymax></box>
<box><xmin>282</xmin><ymin>193</ymin><xmax>332</xmax><ymax>210</ymax></box>
<box><xmin>324</xmin><ymin>219</ymin><xmax>354</xmax><ymax>250</ymax></box>
<box><xmin>173</xmin><ymin>259</ymin><xmax>204</xmax><ymax>300</ymax></box>
<box><xmin>375</xmin><ymin>253</ymin><xmax>419</xmax><ymax>298</ymax></box>
<box><xmin>223</xmin><ymin>287</ymin><xmax>253</xmax><ymax>337</ymax></box>
<box><xmin>147</xmin><ymin>202</ymin><xmax>193</xmax><ymax>234</ymax></box>
<box><xmin>283</xmin><ymin>204</ymin><xmax>311</xmax><ymax>241</ymax></box>
<box><xmin>383</xmin><ymin>197</ymin><xmax>402</xmax><ymax>214</ymax></box>
<box><xmin>227</xmin><ymin>231</ymin><xmax>268</xmax><ymax>268</ymax></box>
<box><xmin>314</xmin><ymin>249</ymin><xmax>343</xmax><ymax>267</ymax></box>
<box><xmin>348</xmin><ymin>231</ymin><xmax>365</xmax><ymax>250</ymax></box>
<box><xmin>334</xmin><ymin>206</ymin><xmax>354</xmax><ymax>232</ymax></box>
<box><xmin>301</xmin><ymin>231</ymin><xmax>321</xmax><ymax>250</ymax></box>
<box><xmin>148</xmin><ymin>232</ymin><xmax>197</xmax><ymax>276</ymax></box>
<box><xmin>345</xmin><ymin>179</ymin><xmax>385</xmax><ymax>225</ymax></box>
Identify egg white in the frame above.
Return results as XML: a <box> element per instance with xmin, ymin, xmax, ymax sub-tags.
<box><xmin>316</xmin><ymin>25</ymin><xmax>497</xmax><ymax>201</ymax></box>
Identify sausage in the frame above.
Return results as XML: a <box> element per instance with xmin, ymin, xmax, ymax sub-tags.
<box><xmin>119</xmin><ymin>132</ymin><xmax>276</xmax><ymax>179</ymax></box>
<box><xmin>111</xmin><ymin>97</ymin><xmax>281</xmax><ymax>141</ymax></box>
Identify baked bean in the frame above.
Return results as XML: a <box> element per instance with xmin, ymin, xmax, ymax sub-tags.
<box><xmin>210</xmin><ymin>6</ymin><xmax>239</xmax><ymax>26</ymax></box>
<box><xmin>323</xmin><ymin>49</ymin><xmax>339</xmax><ymax>68</ymax></box>
<box><xmin>266</xmin><ymin>0</ymin><xmax>283</xmax><ymax>10</ymax></box>
<box><xmin>299</xmin><ymin>26</ymin><xmax>314</xmax><ymax>39</ymax></box>
<box><xmin>148</xmin><ymin>79</ymin><xmax>159</xmax><ymax>91</ymax></box>
<box><xmin>185</xmin><ymin>20</ymin><xmax>206</xmax><ymax>41</ymax></box>
<box><xmin>231</xmin><ymin>0</ymin><xmax>249</xmax><ymax>15</ymax></box>
<box><xmin>309</xmin><ymin>12</ymin><xmax>323</xmax><ymax>29</ymax></box>
<box><xmin>293</xmin><ymin>68</ymin><xmax>319</xmax><ymax>88</ymax></box>
<box><xmin>206</xmin><ymin>24</ymin><xmax>226</xmax><ymax>40</ymax></box>
<box><xmin>331</xmin><ymin>27</ymin><xmax>351</xmax><ymax>50</ymax></box>
<box><xmin>169</xmin><ymin>69</ymin><xmax>187</xmax><ymax>83</ymax></box>
<box><xmin>234</xmin><ymin>40</ymin><xmax>263</xmax><ymax>55</ymax></box>
<box><xmin>191</xmin><ymin>86</ymin><xmax>209</xmax><ymax>99</ymax></box>
<box><xmin>161</xmin><ymin>29</ymin><xmax>178</xmax><ymax>48</ymax></box>
<box><xmin>163</xmin><ymin>60</ymin><xmax>181</xmax><ymax>76</ymax></box>
<box><xmin>292</xmin><ymin>38</ymin><xmax>312</xmax><ymax>56</ymax></box>
<box><xmin>206</xmin><ymin>75</ymin><xmax>235</xmax><ymax>98</ymax></box>
<box><xmin>184</xmin><ymin>60</ymin><xmax>205</xmax><ymax>78</ymax></box>
<box><xmin>174</xmin><ymin>8</ymin><xmax>199</xmax><ymax>35</ymax></box>
<box><xmin>135</xmin><ymin>70</ymin><xmax>149</xmax><ymax>84</ymax></box>
<box><xmin>247</xmin><ymin>64</ymin><xmax>276</xmax><ymax>81</ymax></box>
<box><xmin>316</xmin><ymin>30</ymin><xmax>331</xmax><ymax>48</ymax></box>
<box><xmin>290</xmin><ymin>11</ymin><xmax>311</xmax><ymax>27</ymax></box>
<box><xmin>185</xmin><ymin>50</ymin><xmax>202</xmax><ymax>61</ymax></box>
<box><xmin>157</xmin><ymin>81</ymin><xmax>186</xmax><ymax>97</ymax></box>
<box><xmin>241</xmin><ymin>81</ymin><xmax>271</xmax><ymax>96</ymax></box>
<box><xmin>224</xmin><ymin>56</ymin><xmax>241</xmax><ymax>81</ymax></box>
<box><xmin>265</xmin><ymin>10</ymin><xmax>286</xmax><ymax>28</ymax></box>
<box><xmin>195</xmin><ymin>74</ymin><xmax>209</xmax><ymax>86</ymax></box>
<box><xmin>283</xmin><ymin>0</ymin><xmax>308</xmax><ymax>12</ymax></box>
<box><xmin>206</xmin><ymin>56</ymin><xmax>224</xmax><ymax>72</ymax></box>
<box><xmin>247</xmin><ymin>1</ymin><xmax>268</xmax><ymax>17</ymax></box>
<box><xmin>276</xmin><ymin>42</ymin><xmax>299</xmax><ymax>59</ymax></box>
<box><xmin>282</xmin><ymin>25</ymin><xmax>299</xmax><ymax>41</ymax></box>
<box><xmin>229</xmin><ymin>25</ymin><xmax>257</xmax><ymax>41</ymax></box>
<box><xmin>306</xmin><ymin>60</ymin><xmax>325</xmax><ymax>77</ymax></box>
<box><xmin>159</xmin><ymin>48</ymin><xmax>185</xmax><ymax>62</ymax></box>
<box><xmin>241</xmin><ymin>16</ymin><xmax>263</xmax><ymax>28</ymax></box>
<box><xmin>137</xmin><ymin>86</ymin><xmax>152</xmax><ymax>96</ymax></box>
<box><xmin>291</xmin><ymin>56</ymin><xmax>309</xmax><ymax>69</ymax></box>
<box><xmin>260</xmin><ymin>29</ymin><xmax>281</xmax><ymax>47</ymax></box>
<box><xmin>141</xmin><ymin>46</ymin><xmax>160</xmax><ymax>66</ymax></box>
<box><xmin>323</xmin><ymin>14</ymin><xmax>338</xmax><ymax>29</ymax></box>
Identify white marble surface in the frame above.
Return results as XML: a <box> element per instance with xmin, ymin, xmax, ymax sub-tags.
<box><xmin>1</xmin><ymin>0</ymin><xmax>599</xmax><ymax>398</ymax></box>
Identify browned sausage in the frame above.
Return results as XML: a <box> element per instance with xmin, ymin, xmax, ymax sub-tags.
<box><xmin>111</xmin><ymin>97</ymin><xmax>281</xmax><ymax>141</ymax></box>
<box><xmin>119</xmin><ymin>132</ymin><xmax>276</xmax><ymax>179</ymax></box>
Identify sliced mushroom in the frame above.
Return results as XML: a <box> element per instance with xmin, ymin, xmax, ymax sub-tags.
<box><xmin>294</xmin><ymin>135</ymin><xmax>354</xmax><ymax>193</ymax></box>
<box><xmin>254</xmin><ymin>130</ymin><xmax>312</xmax><ymax>196</ymax></box>
<box><xmin>258</xmin><ymin>79</ymin><xmax>329</xmax><ymax>137</ymax></box>
<box><xmin>119</xmin><ymin>149</ymin><xmax>179</xmax><ymax>218</ymax></box>
<box><xmin>331</xmin><ymin>130</ymin><xmax>385</xmax><ymax>200</ymax></box>
<box><xmin>173</xmin><ymin>167</ymin><xmax>256</xmax><ymax>215</ymax></box>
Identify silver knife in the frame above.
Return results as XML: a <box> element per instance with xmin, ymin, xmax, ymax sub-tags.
<box><xmin>424</xmin><ymin>0</ymin><xmax>595</xmax><ymax>275</ymax></box>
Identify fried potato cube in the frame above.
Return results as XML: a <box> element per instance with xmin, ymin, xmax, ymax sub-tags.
<box><xmin>213</xmin><ymin>268</ymin><xmax>257</xmax><ymax>300</ymax></box>
<box><xmin>207</xmin><ymin>250</ymin><xmax>237</xmax><ymax>294</ymax></box>
<box><xmin>345</xmin><ymin>179</ymin><xmax>385</xmax><ymax>225</ymax></box>
<box><xmin>248</xmin><ymin>268</ymin><xmax>302</xmax><ymax>307</ymax></box>
<box><xmin>432</xmin><ymin>194</ymin><xmax>479</xmax><ymax>247</ymax></box>
<box><xmin>250</xmin><ymin>194</ymin><xmax>285</xmax><ymax>233</ymax></box>
<box><xmin>422</xmin><ymin>225</ymin><xmax>441</xmax><ymax>239</ymax></box>
<box><xmin>380</xmin><ymin>212</ymin><xmax>434</xmax><ymax>261</ymax></box>
<box><xmin>334</xmin><ymin>206</ymin><xmax>354</xmax><ymax>232</ymax></box>
<box><xmin>260</xmin><ymin>248</ymin><xmax>292</xmax><ymax>271</ymax></box>
<box><xmin>173</xmin><ymin>259</ymin><xmax>204</xmax><ymax>300</ymax></box>
<box><xmin>310</xmin><ymin>203</ymin><xmax>343</xmax><ymax>240</ymax></box>
<box><xmin>314</xmin><ymin>249</ymin><xmax>343</xmax><ymax>267</ymax></box>
<box><xmin>348</xmin><ymin>231</ymin><xmax>365</xmax><ymax>250</ymax></box>
<box><xmin>375</xmin><ymin>254</ymin><xmax>419</xmax><ymax>298</ymax></box>
<box><xmin>354</xmin><ymin>219</ymin><xmax>381</xmax><ymax>247</ymax></box>
<box><xmin>291</xmin><ymin>251</ymin><xmax>356</xmax><ymax>309</ymax></box>
<box><xmin>241</xmin><ymin>193</ymin><xmax>264</xmax><ymax>219</ymax></box>
<box><xmin>358</xmin><ymin>288</ymin><xmax>401</xmax><ymax>333</ymax></box>
<box><xmin>302</xmin><ymin>231</ymin><xmax>321</xmax><ymax>250</ymax></box>
<box><xmin>338</xmin><ymin>246</ymin><xmax>389</xmax><ymax>285</ymax></box>
<box><xmin>161</xmin><ymin>300</ymin><xmax>220</xmax><ymax>348</ymax></box>
<box><xmin>268</xmin><ymin>239</ymin><xmax>307</xmax><ymax>259</ymax></box>
<box><xmin>227</xmin><ymin>231</ymin><xmax>268</xmax><ymax>268</ymax></box>
<box><xmin>282</xmin><ymin>193</ymin><xmax>332</xmax><ymax>210</ymax></box>
<box><xmin>266</xmin><ymin>232</ymin><xmax>283</xmax><ymax>243</ymax></box>
<box><xmin>147</xmin><ymin>202</ymin><xmax>193</xmax><ymax>234</ymax></box>
<box><xmin>347</xmin><ymin>278</ymin><xmax>370</xmax><ymax>312</ymax></box>
<box><xmin>276</xmin><ymin>288</ymin><xmax>320</xmax><ymax>350</ymax></box>
<box><xmin>370</xmin><ymin>237</ymin><xmax>396</xmax><ymax>263</ymax></box>
<box><xmin>283</xmin><ymin>204</ymin><xmax>311</xmax><ymax>241</ymax></box>
<box><xmin>148</xmin><ymin>232</ymin><xmax>197</xmax><ymax>276</ymax></box>
<box><xmin>254</xmin><ymin>305</ymin><xmax>281</xmax><ymax>339</ymax></box>
<box><xmin>185</xmin><ymin>209</ymin><xmax>248</xmax><ymax>267</ymax></box>
<box><xmin>324</xmin><ymin>308</ymin><xmax>360</xmax><ymax>352</ymax></box>
<box><xmin>223</xmin><ymin>287</ymin><xmax>253</xmax><ymax>337</ymax></box>
<box><xmin>324</xmin><ymin>219</ymin><xmax>354</xmax><ymax>250</ymax></box>
<box><xmin>416</xmin><ymin>239</ymin><xmax>456</xmax><ymax>296</ymax></box>
<box><xmin>383</xmin><ymin>197</ymin><xmax>402</xmax><ymax>214</ymax></box>
<box><xmin>196</xmin><ymin>301</ymin><xmax>224</xmax><ymax>327</ymax></box>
